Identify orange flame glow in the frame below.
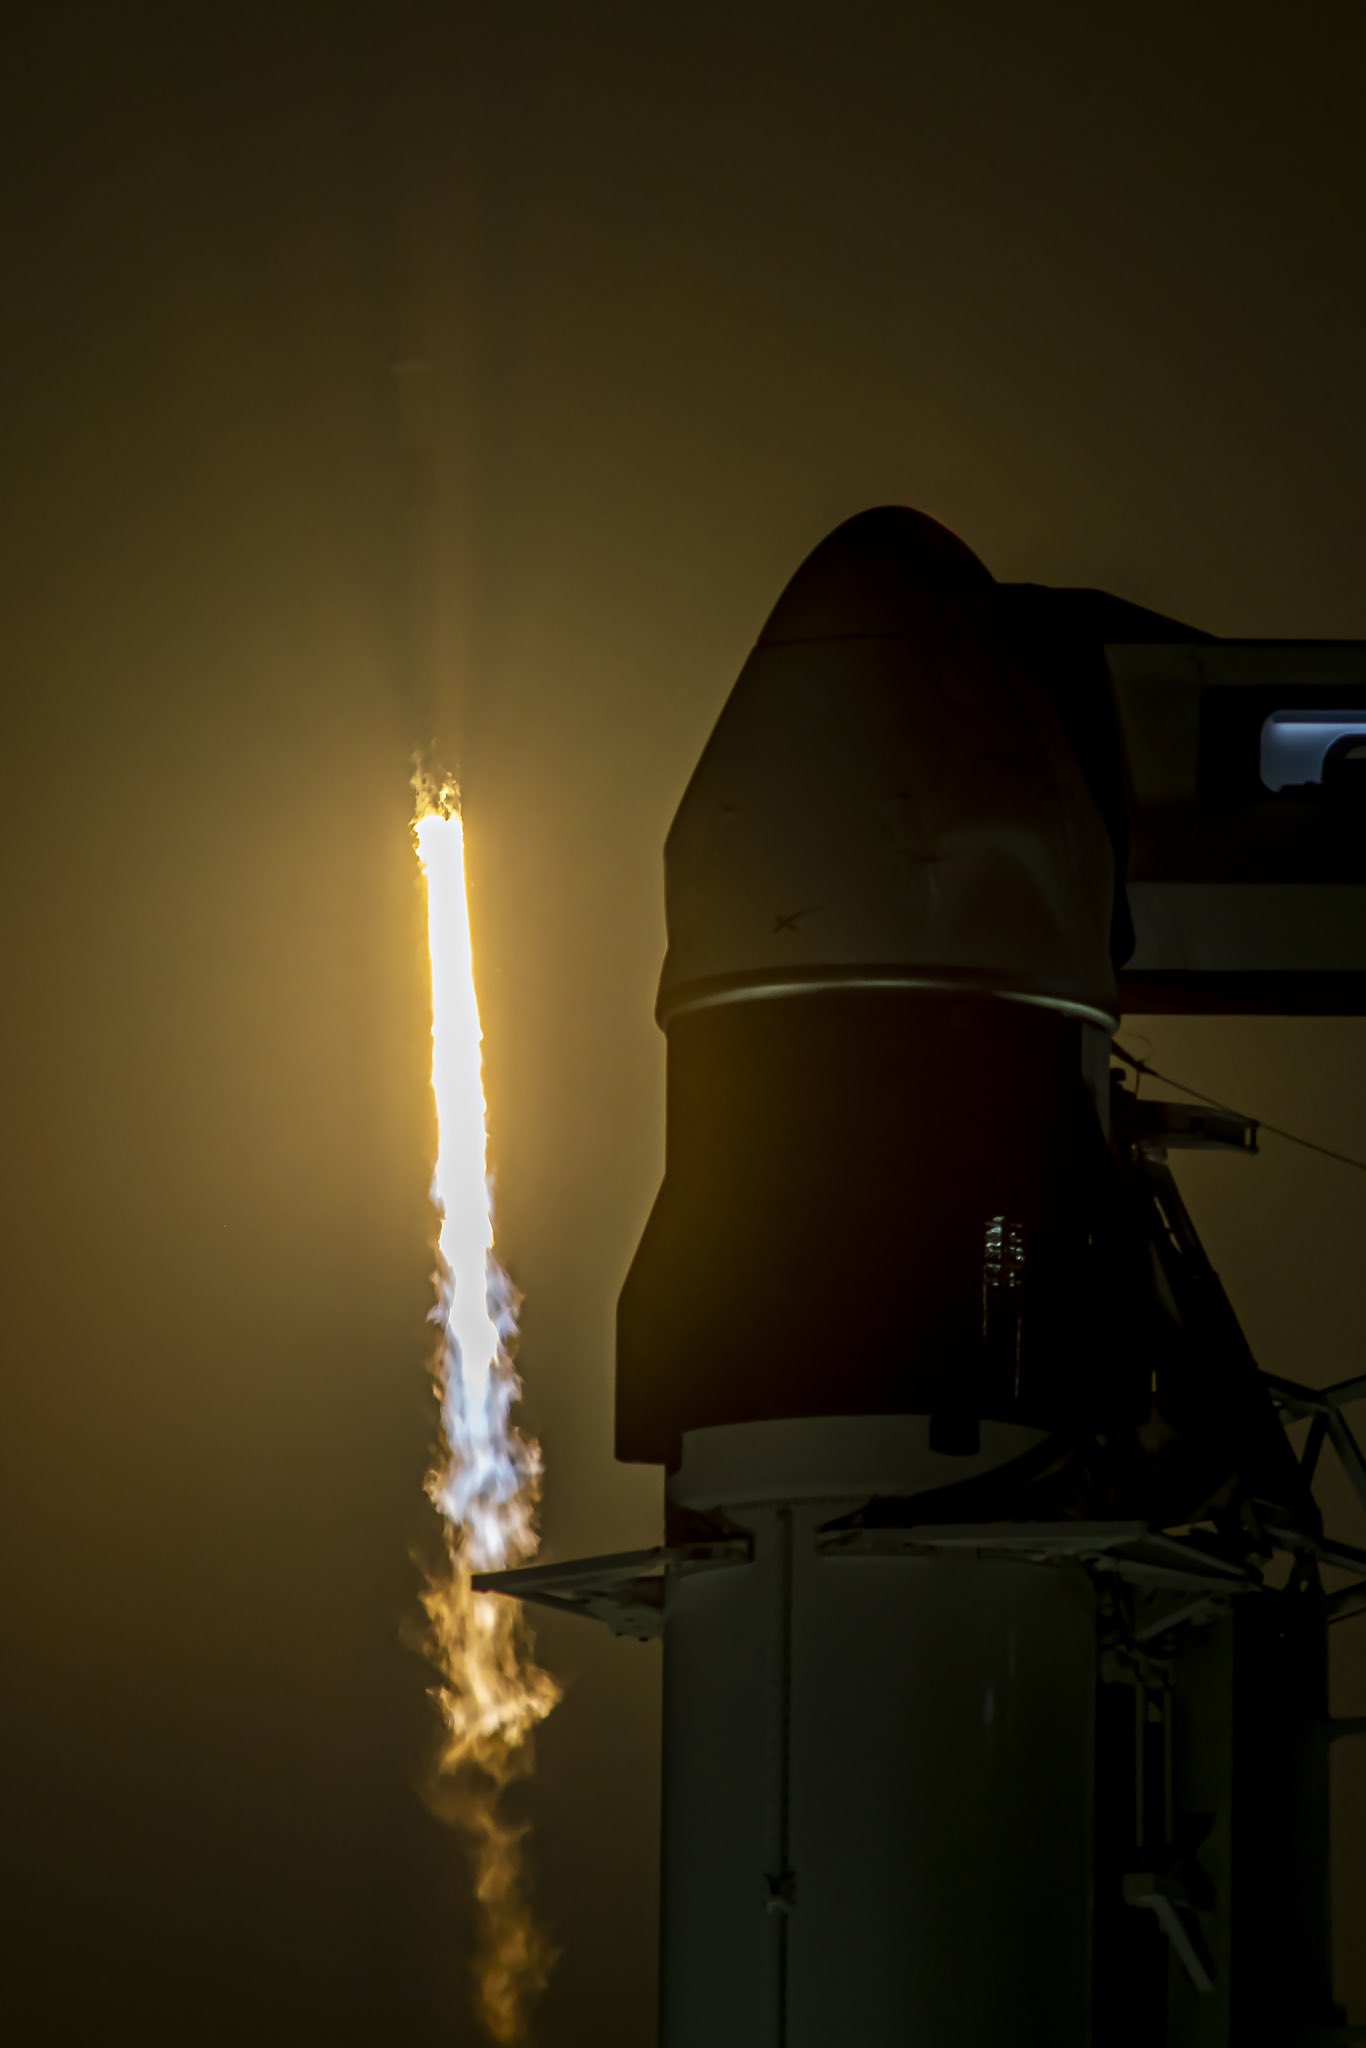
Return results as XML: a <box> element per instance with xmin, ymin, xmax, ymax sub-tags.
<box><xmin>413</xmin><ymin>770</ymin><xmax>559</xmax><ymax>2042</ymax></box>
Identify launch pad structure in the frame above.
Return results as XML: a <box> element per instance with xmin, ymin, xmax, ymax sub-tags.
<box><xmin>477</xmin><ymin>508</ymin><xmax>1366</xmax><ymax>2047</ymax></box>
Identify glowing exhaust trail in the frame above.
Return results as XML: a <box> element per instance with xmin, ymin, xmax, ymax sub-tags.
<box><xmin>413</xmin><ymin>770</ymin><xmax>559</xmax><ymax>2043</ymax></box>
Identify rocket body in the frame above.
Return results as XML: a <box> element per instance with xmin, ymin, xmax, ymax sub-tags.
<box><xmin>616</xmin><ymin>510</ymin><xmax>1126</xmax><ymax>2046</ymax></box>
<box><xmin>607</xmin><ymin>509</ymin><xmax>1341</xmax><ymax>2047</ymax></box>
<box><xmin>480</xmin><ymin>504</ymin><xmax>1357</xmax><ymax>2047</ymax></box>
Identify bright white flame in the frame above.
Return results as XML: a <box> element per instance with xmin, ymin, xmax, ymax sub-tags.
<box><xmin>413</xmin><ymin>772</ymin><xmax>559</xmax><ymax>2043</ymax></box>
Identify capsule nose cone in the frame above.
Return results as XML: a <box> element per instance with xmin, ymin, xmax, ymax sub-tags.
<box><xmin>758</xmin><ymin>505</ymin><xmax>994</xmax><ymax>646</ymax></box>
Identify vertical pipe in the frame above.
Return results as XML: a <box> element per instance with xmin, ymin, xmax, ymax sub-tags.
<box><xmin>1135</xmin><ymin>1680</ymin><xmax>1147</xmax><ymax>1851</ymax></box>
<box><xmin>766</xmin><ymin>1505</ymin><xmax>794</xmax><ymax>2048</ymax></box>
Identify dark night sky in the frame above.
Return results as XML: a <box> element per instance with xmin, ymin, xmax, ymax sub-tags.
<box><xmin>3</xmin><ymin>4</ymin><xmax>1364</xmax><ymax>2041</ymax></box>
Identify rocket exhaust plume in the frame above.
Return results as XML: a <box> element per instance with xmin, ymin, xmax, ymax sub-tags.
<box><xmin>412</xmin><ymin>768</ymin><xmax>560</xmax><ymax>2042</ymax></box>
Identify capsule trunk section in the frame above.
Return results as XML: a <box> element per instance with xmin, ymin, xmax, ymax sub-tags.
<box><xmin>618</xmin><ymin>989</ymin><xmax>1125</xmax><ymax>1465</ymax></box>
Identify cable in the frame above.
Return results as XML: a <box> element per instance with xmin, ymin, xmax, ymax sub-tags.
<box><xmin>1112</xmin><ymin>1045</ymin><xmax>1366</xmax><ymax>1177</ymax></box>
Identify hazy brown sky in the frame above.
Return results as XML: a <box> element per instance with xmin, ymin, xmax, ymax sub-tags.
<box><xmin>4</xmin><ymin>4</ymin><xmax>1364</xmax><ymax>2041</ymax></box>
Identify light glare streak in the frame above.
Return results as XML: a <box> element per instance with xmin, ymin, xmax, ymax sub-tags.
<box><xmin>414</xmin><ymin>773</ymin><xmax>559</xmax><ymax>2043</ymax></box>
